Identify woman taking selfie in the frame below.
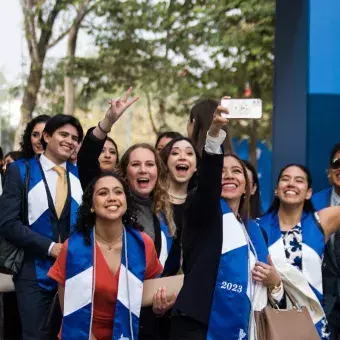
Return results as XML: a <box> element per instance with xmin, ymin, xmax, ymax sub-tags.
<box><xmin>170</xmin><ymin>106</ymin><xmax>280</xmax><ymax>340</ymax></box>
<box><xmin>48</xmin><ymin>172</ymin><xmax>174</xmax><ymax>340</ymax></box>
<box><xmin>258</xmin><ymin>164</ymin><xmax>340</xmax><ymax>340</ymax></box>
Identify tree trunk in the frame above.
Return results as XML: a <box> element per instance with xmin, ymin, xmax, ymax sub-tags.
<box><xmin>248</xmin><ymin>80</ymin><xmax>261</xmax><ymax>169</ymax></box>
<box><xmin>63</xmin><ymin>29</ymin><xmax>78</xmax><ymax>115</ymax></box>
<box><xmin>64</xmin><ymin>0</ymin><xmax>92</xmax><ymax>115</ymax></box>
<box><xmin>249</xmin><ymin>119</ymin><xmax>258</xmax><ymax>168</ymax></box>
<box><xmin>14</xmin><ymin>61</ymin><xmax>44</xmax><ymax>149</ymax></box>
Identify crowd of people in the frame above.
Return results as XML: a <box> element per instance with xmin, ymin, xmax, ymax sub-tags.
<box><xmin>0</xmin><ymin>87</ymin><xmax>339</xmax><ymax>340</ymax></box>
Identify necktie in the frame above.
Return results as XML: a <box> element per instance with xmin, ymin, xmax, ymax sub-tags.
<box><xmin>53</xmin><ymin>166</ymin><xmax>68</xmax><ymax>219</ymax></box>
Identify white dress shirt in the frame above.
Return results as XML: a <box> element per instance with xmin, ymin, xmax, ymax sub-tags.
<box><xmin>205</xmin><ymin>130</ymin><xmax>227</xmax><ymax>154</ymax></box>
<box><xmin>39</xmin><ymin>154</ymin><xmax>67</xmax><ymax>255</ymax></box>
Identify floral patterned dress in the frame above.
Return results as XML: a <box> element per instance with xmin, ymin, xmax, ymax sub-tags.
<box><xmin>281</xmin><ymin>223</ymin><xmax>330</xmax><ymax>340</ymax></box>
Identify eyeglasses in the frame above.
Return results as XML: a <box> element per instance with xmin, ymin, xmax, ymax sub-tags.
<box><xmin>331</xmin><ymin>158</ymin><xmax>340</xmax><ymax>170</ymax></box>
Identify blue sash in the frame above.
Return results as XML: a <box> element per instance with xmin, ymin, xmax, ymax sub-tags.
<box><xmin>62</xmin><ymin>226</ymin><xmax>146</xmax><ymax>340</ymax></box>
<box><xmin>207</xmin><ymin>199</ymin><xmax>268</xmax><ymax>340</ymax></box>
<box><xmin>312</xmin><ymin>187</ymin><xmax>332</xmax><ymax>210</ymax></box>
<box><xmin>16</xmin><ymin>157</ymin><xmax>82</xmax><ymax>290</ymax></box>
<box><xmin>158</xmin><ymin>214</ymin><xmax>176</xmax><ymax>275</ymax></box>
<box><xmin>259</xmin><ymin>210</ymin><xmax>327</xmax><ymax>339</ymax></box>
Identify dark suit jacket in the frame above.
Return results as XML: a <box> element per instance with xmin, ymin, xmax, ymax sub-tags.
<box><xmin>172</xmin><ymin>150</ymin><xmax>224</xmax><ymax>325</ymax></box>
<box><xmin>0</xmin><ymin>163</ymin><xmax>51</xmax><ymax>258</ymax></box>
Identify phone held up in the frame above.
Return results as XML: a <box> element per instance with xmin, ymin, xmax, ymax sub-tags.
<box><xmin>220</xmin><ymin>98</ymin><xmax>262</xmax><ymax>119</ymax></box>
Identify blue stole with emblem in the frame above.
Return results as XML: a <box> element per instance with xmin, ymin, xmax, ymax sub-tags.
<box><xmin>207</xmin><ymin>199</ymin><xmax>268</xmax><ymax>340</ymax></box>
<box><xmin>16</xmin><ymin>157</ymin><xmax>82</xmax><ymax>290</ymax></box>
<box><xmin>312</xmin><ymin>187</ymin><xmax>332</xmax><ymax>210</ymax></box>
<box><xmin>62</xmin><ymin>226</ymin><xmax>146</xmax><ymax>340</ymax></box>
<box><xmin>259</xmin><ymin>210</ymin><xmax>326</xmax><ymax>338</ymax></box>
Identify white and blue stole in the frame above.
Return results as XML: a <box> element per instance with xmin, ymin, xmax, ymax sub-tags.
<box><xmin>62</xmin><ymin>226</ymin><xmax>146</xmax><ymax>340</ymax></box>
<box><xmin>158</xmin><ymin>214</ymin><xmax>176</xmax><ymax>275</ymax></box>
<box><xmin>312</xmin><ymin>187</ymin><xmax>332</xmax><ymax>210</ymax></box>
<box><xmin>207</xmin><ymin>199</ymin><xmax>268</xmax><ymax>340</ymax></box>
<box><xmin>259</xmin><ymin>210</ymin><xmax>326</xmax><ymax>338</ymax></box>
<box><xmin>16</xmin><ymin>157</ymin><xmax>82</xmax><ymax>290</ymax></box>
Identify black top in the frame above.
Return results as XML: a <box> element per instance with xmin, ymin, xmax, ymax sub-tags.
<box><xmin>77</xmin><ymin>127</ymin><xmax>106</xmax><ymax>191</ymax></box>
<box><xmin>172</xmin><ymin>150</ymin><xmax>224</xmax><ymax>325</ymax></box>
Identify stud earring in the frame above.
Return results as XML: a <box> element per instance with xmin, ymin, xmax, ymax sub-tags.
<box><xmin>90</xmin><ymin>208</ymin><xmax>94</xmax><ymax>213</ymax></box>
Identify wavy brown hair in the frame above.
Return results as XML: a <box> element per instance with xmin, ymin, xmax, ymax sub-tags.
<box><xmin>119</xmin><ymin>143</ymin><xmax>175</xmax><ymax>235</ymax></box>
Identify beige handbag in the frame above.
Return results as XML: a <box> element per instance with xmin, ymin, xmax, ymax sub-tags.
<box><xmin>255</xmin><ymin>290</ymin><xmax>320</xmax><ymax>340</ymax></box>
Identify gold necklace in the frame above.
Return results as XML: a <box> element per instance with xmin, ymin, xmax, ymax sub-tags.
<box><xmin>96</xmin><ymin>232</ymin><xmax>123</xmax><ymax>250</ymax></box>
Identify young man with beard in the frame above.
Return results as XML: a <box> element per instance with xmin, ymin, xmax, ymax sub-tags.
<box><xmin>0</xmin><ymin>114</ymin><xmax>83</xmax><ymax>340</ymax></box>
<box><xmin>312</xmin><ymin>143</ymin><xmax>340</xmax><ymax>340</ymax></box>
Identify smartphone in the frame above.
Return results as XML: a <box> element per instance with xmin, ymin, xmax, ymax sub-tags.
<box><xmin>220</xmin><ymin>98</ymin><xmax>262</xmax><ymax>119</ymax></box>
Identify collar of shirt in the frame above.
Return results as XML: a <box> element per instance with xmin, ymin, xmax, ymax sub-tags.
<box><xmin>331</xmin><ymin>187</ymin><xmax>340</xmax><ymax>206</ymax></box>
<box><xmin>40</xmin><ymin>153</ymin><xmax>67</xmax><ymax>172</ymax></box>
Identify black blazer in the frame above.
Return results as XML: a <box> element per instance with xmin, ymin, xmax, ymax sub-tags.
<box><xmin>172</xmin><ymin>150</ymin><xmax>224</xmax><ymax>325</ymax></box>
<box><xmin>323</xmin><ymin>237</ymin><xmax>340</xmax><ymax>316</ymax></box>
<box><xmin>77</xmin><ymin>127</ymin><xmax>106</xmax><ymax>191</ymax></box>
<box><xmin>0</xmin><ymin>163</ymin><xmax>51</xmax><ymax>258</ymax></box>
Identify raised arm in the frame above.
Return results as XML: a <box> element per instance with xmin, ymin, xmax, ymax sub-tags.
<box><xmin>318</xmin><ymin>206</ymin><xmax>340</xmax><ymax>242</ymax></box>
<box><xmin>77</xmin><ymin>87</ymin><xmax>139</xmax><ymax>189</ymax></box>
<box><xmin>186</xmin><ymin>105</ymin><xmax>229</xmax><ymax>227</ymax></box>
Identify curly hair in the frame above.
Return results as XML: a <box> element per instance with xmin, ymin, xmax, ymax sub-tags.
<box><xmin>119</xmin><ymin>143</ymin><xmax>175</xmax><ymax>235</ymax></box>
<box><xmin>75</xmin><ymin>171</ymin><xmax>142</xmax><ymax>245</ymax></box>
<box><xmin>20</xmin><ymin>115</ymin><xmax>50</xmax><ymax>159</ymax></box>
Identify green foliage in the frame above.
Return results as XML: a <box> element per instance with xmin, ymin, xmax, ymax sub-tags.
<box><xmin>39</xmin><ymin>0</ymin><xmax>275</xmax><ymax>139</ymax></box>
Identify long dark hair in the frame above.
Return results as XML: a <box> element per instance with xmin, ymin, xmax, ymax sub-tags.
<box><xmin>243</xmin><ymin>160</ymin><xmax>262</xmax><ymax>219</ymax></box>
<box><xmin>224</xmin><ymin>153</ymin><xmax>251</xmax><ymax>221</ymax></box>
<box><xmin>190</xmin><ymin>99</ymin><xmax>232</xmax><ymax>156</ymax></box>
<box><xmin>75</xmin><ymin>171</ymin><xmax>142</xmax><ymax>245</ymax></box>
<box><xmin>159</xmin><ymin>136</ymin><xmax>200</xmax><ymax>190</ymax></box>
<box><xmin>267</xmin><ymin>164</ymin><xmax>315</xmax><ymax>213</ymax></box>
<box><xmin>20</xmin><ymin>115</ymin><xmax>50</xmax><ymax>159</ymax></box>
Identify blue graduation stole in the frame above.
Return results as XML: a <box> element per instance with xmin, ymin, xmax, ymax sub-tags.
<box><xmin>312</xmin><ymin>187</ymin><xmax>332</xmax><ymax>210</ymax></box>
<box><xmin>259</xmin><ymin>210</ymin><xmax>326</xmax><ymax>338</ymax></box>
<box><xmin>207</xmin><ymin>199</ymin><xmax>268</xmax><ymax>340</ymax></box>
<box><xmin>16</xmin><ymin>157</ymin><xmax>82</xmax><ymax>291</ymax></box>
<box><xmin>158</xmin><ymin>213</ymin><xmax>175</xmax><ymax>275</ymax></box>
<box><xmin>62</xmin><ymin>226</ymin><xmax>146</xmax><ymax>340</ymax></box>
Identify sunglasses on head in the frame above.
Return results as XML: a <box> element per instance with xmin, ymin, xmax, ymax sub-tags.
<box><xmin>331</xmin><ymin>158</ymin><xmax>340</xmax><ymax>170</ymax></box>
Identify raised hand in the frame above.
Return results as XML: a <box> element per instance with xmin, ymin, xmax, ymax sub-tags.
<box><xmin>208</xmin><ymin>97</ymin><xmax>230</xmax><ymax>137</ymax></box>
<box><xmin>96</xmin><ymin>87</ymin><xmax>140</xmax><ymax>137</ymax></box>
<box><xmin>105</xmin><ymin>87</ymin><xmax>140</xmax><ymax>124</ymax></box>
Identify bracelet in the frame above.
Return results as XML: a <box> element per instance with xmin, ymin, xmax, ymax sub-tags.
<box><xmin>269</xmin><ymin>280</ymin><xmax>283</xmax><ymax>294</ymax></box>
<box><xmin>98</xmin><ymin>121</ymin><xmax>111</xmax><ymax>134</ymax></box>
